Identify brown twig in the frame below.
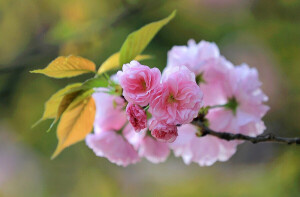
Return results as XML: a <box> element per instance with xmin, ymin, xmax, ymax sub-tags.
<box><xmin>192</xmin><ymin>119</ymin><xmax>300</xmax><ymax>145</ymax></box>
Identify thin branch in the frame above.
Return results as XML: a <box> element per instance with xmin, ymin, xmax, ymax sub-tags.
<box><xmin>192</xmin><ymin>119</ymin><xmax>300</xmax><ymax>145</ymax></box>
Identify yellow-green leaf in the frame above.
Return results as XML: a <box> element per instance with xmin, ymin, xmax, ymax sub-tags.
<box><xmin>56</xmin><ymin>90</ymin><xmax>82</xmax><ymax>120</ymax></box>
<box><xmin>30</xmin><ymin>55</ymin><xmax>96</xmax><ymax>78</ymax></box>
<box><xmin>64</xmin><ymin>76</ymin><xmax>108</xmax><ymax>95</ymax></box>
<box><xmin>97</xmin><ymin>52</ymin><xmax>151</xmax><ymax>74</ymax></box>
<box><xmin>51</xmin><ymin>96</ymin><xmax>96</xmax><ymax>159</ymax></box>
<box><xmin>119</xmin><ymin>10</ymin><xmax>176</xmax><ymax>65</ymax></box>
<box><xmin>32</xmin><ymin>83</ymin><xmax>82</xmax><ymax>128</ymax></box>
<box><xmin>67</xmin><ymin>89</ymin><xmax>95</xmax><ymax>110</ymax></box>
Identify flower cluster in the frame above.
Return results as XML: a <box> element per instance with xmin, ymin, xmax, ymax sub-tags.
<box><xmin>118</xmin><ymin>60</ymin><xmax>203</xmax><ymax>142</ymax></box>
<box><xmin>86</xmin><ymin>39</ymin><xmax>269</xmax><ymax>167</ymax></box>
<box><xmin>168</xmin><ymin>40</ymin><xmax>269</xmax><ymax>166</ymax></box>
<box><xmin>86</xmin><ymin>91</ymin><xmax>170</xmax><ymax>166</ymax></box>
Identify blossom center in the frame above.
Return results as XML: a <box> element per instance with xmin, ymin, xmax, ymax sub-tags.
<box><xmin>196</xmin><ymin>73</ymin><xmax>205</xmax><ymax>84</ymax></box>
<box><xmin>167</xmin><ymin>94</ymin><xmax>177</xmax><ymax>103</ymax></box>
<box><xmin>225</xmin><ymin>97</ymin><xmax>238</xmax><ymax>114</ymax></box>
<box><xmin>141</xmin><ymin>80</ymin><xmax>147</xmax><ymax>90</ymax></box>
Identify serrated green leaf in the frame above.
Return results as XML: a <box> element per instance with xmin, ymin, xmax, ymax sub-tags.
<box><xmin>119</xmin><ymin>10</ymin><xmax>176</xmax><ymax>65</ymax></box>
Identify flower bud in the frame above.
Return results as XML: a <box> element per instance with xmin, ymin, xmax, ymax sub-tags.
<box><xmin>126</xmin><ymin>102</ymin><xmax>147</xmax><ymax>132</ymax></box>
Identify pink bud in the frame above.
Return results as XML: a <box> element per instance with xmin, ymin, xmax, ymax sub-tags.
<box><xmin>149</xmin><ymin>120</ymin><xmax>178</xmax><ymax>143</ymax></box>
<box><xmin>126</xmin><ymin>102</ymin><xmax>147</xmax><ymax>132</ymax></box>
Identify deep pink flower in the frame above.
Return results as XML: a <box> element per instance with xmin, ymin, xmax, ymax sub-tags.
<box><xmin>167</xmin><ymin>39</ymin><xmax>220</xmax><ymax>75</ymax></box>
<box><xmin>86</xmin><ymin>131</ymin><xmax>140</xmax><ymax>167</ymax></box>
<box><xmin>149</xmin><ymin>120</ymin><xmax>178</xmax><ymax>143</ymax></box>
<box><xmin>126</xmin><ymin>102</ymin><xmax>147</xmax><ymax>132</ymax></box>
<box><xmin>149</xmin><ymin>65</ymin><xmax>203</xmax><ymax>125</ymax></box>
<box><xmin>93</xmin><ymin>90</ymin><xmax>127</xmax><ymax>132</ymax></box>
<box><xmin>123</xmin><ymin>124</ymin><xmax>170</xmax><ymax>163</ymax></box>
<box><xmin>117</xmin><ymin>60</ymin><xmax>161</xmax><ymax>106</ymax></box>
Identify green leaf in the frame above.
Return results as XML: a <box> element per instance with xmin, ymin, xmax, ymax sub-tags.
<box><xmin>119</xmin><ymin>10</ymin><xmax>176</xmax><ymax>65</ymax></box>
<box><xmin>65</xmin><ymin>76</ymin><xmax>108</xmax><ymax>95</ymax></box>
<box><xmin>57</xmin><ymin>77</ymin><xmax>102</xmax><ymax>121</ymax></box>
<box><xmin>53</xmin><ymin>76</ymin><xmax>107</xmax><ymax>127</ymax></box>
<box><xmin>32</xmin><ymin>83</ymin><xmax>82</xmax><ymax>128</ymax></box>
<box><xmin>82</xmin><ymin>77</ymin><xmax>108</xmax><ymax>89</ymax></box>
<box><xmin>67</xmin><ymin>89</ymin><xmax>95</xmax><ymax>110</ymax></box>
<box><xmin>57</xmin><ymin>90</ymin><xmax>82</xmax><ymax>120</ymax></box>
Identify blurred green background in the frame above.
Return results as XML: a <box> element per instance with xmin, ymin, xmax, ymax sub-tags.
<box><xmin>1</xmin><ymin>0</ymin><xmax>300</xmax><ymax>196</ymax></box>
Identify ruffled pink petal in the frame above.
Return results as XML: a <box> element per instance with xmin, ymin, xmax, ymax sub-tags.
<box><xmin>149</xmin><ymin>120</ymin><xmax>178</xmax><ymax>143</ymax></box>
<box><xmin>123</xmin><ymin>124</ymin><xmax>170</xmax><ymax>163</ymax></box>
<box><xmin>170</xmin><ymin>124</ymin><xmax>237</xmax><ymax>166</ymax></box>
<box><xmin>86</xmin><ymin>131</ymin><xmax>140</xmax><ymax>167</ymax></box>
<box><xmin>117</xmin><ymin>60</ymin><xmax>161</xmax><ymax>106</ymax></box>
<box><xmin>150</xmin><ymin>65</ymin><xmax>203</xmax><ymax>125</ymax></box>
<box><xmin>167</xmin><ymin>39</ymin><xmax>220</xmax><ymax>75</ymax></box>
<box><xmin>126</xmin><ymin>103</ymin><xmax>147</xmax><ymax>132</ymax></box>
<box><xmin>139</xmin><ymin>137</ymin><xmax>170</xmax><ymax>163</ymax></box>
<box><xmin>239</xmin><ymin>121</ymin><xmax>266</xmax><ymax>137</ymax></box>
<box><xmin>93</xmin><ymin>92</ymin><xmax>127</xmax><ymax>133</ymax></box>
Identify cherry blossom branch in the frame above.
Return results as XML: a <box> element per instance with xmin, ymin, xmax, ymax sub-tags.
<box><xmin>191</xmin><ymin>119</ymin><xmax>300</xmax><ymax>145</ymax></box>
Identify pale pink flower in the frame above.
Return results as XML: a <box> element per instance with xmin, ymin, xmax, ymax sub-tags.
<box><xmin>149</xmin><ymin>120</ymin><xmax>178</xmax><ymax>143</ymax></box>
<box><xmin>167</xmin><ymin>39</ymin><xmax>220</xmax><ymax>75</ymax></box>
<box><xmin>170</xmin><ymin>56</ymin><xmax>269</xmax><ymax>166</ymax></box>
<box><xmin>87</xmin><ymin>91</ymin><xmax>140</xmax><ymax>166</ymax></box>
<box><xmin>93</xmin><ymin>90</ymin><xmax>127</xmax><ymax>133</ymax></box>
<box><xmin>149</xmin><ymin>65</ymin><xmax>203</xmax><ymax>125</ymax></box>
<box><xmin>126</xmin><ymin>102</ymin><xmax>147</xmax><ymax>132</ymax></box>
<box><xmin>239</xmin><ymin>121</ymin><xmax>266</xmax><ymax>137</ymax></box>
<box><xmin>117</xmin><ymin>60</ymin><xmax>161</xmax><ymax>106</ymax></box>
<box><xmin>201</xmin><ymin>61</ymin><xmax>269</xmax><ymax>133</ymax></box>
<box><xmin>86</xmin><ymin>131</ymin><xmax>140</xmax><ymax>167</ymax></box>
<box><xmin>162</xmin><ymin>64</ymin><xmax>196</xmax><ymax>82</ymax></box>
<box><xmin>170</xmin><ymin>124</ymin><xmax>237</xmax><ymax>166</ymax></box>
<box><xmin>123</xmin><ymin>124</ymin><xmax>170</xmax><ymax>163</ymax></box>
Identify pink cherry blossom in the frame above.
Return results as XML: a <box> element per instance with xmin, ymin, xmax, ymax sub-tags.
<box><xmin>170</xmin><ymin>124</ymin><xmax>237</xmax><ymax>166</ymax></box>
<box><xmin>86</xmin><ymin>131</ymin><xmax>140</xmax><ymax>167</ymax></box>
<box><xmin>87</xmin><ymin>91</ymin><xmax>140</xmax><ymax>166</ymax></box>
<box><xmin>149</xmin><ymin>120</ymin><xmax>178</xmax><ymax>143</ymax></box>
<box><xmin>167</xmin><ymin>39</ymin><xmax>220</xmax><ymax>75</ymax></box>
<box><xmin>85</xmin><ymin>40</ymin><xmax>270</xmax><ymax>167</ymax></box>
<box><xmin>117</xmin><ymin>60</ymin><xmax>161</xmax><ymax>106</ymax></box>
<box><xmin>170</xmin><ymin>53</ymin><xmax>268</xmax><ymax>166</ymax></box>
<box><xmin>126</xmin><ymin>102</ymin><xmax>147</xmax><ymax>132</ymax></box>
<box><xmin>201</xmin><ymin>61</ymin><xmax>269</xmax><ymax>133</ymax></box>
<box><xmin>162</xmin><ymin>64</ymin><xmax>196</xmax><ymax>82</ymax></box>
<box><xmin>123</xmin><ymin>124</ymin><xmax>170</xmax><ymax>163</ymax></box>
<box><xmin>93</xmin><ymin>90</ymin><xmax>127</xmax><ymax>133</ymax></box>
<box><xmin>149</xmin><ymin>65</ymin><xmax>203</xmax><ymax>125</ymax></box>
